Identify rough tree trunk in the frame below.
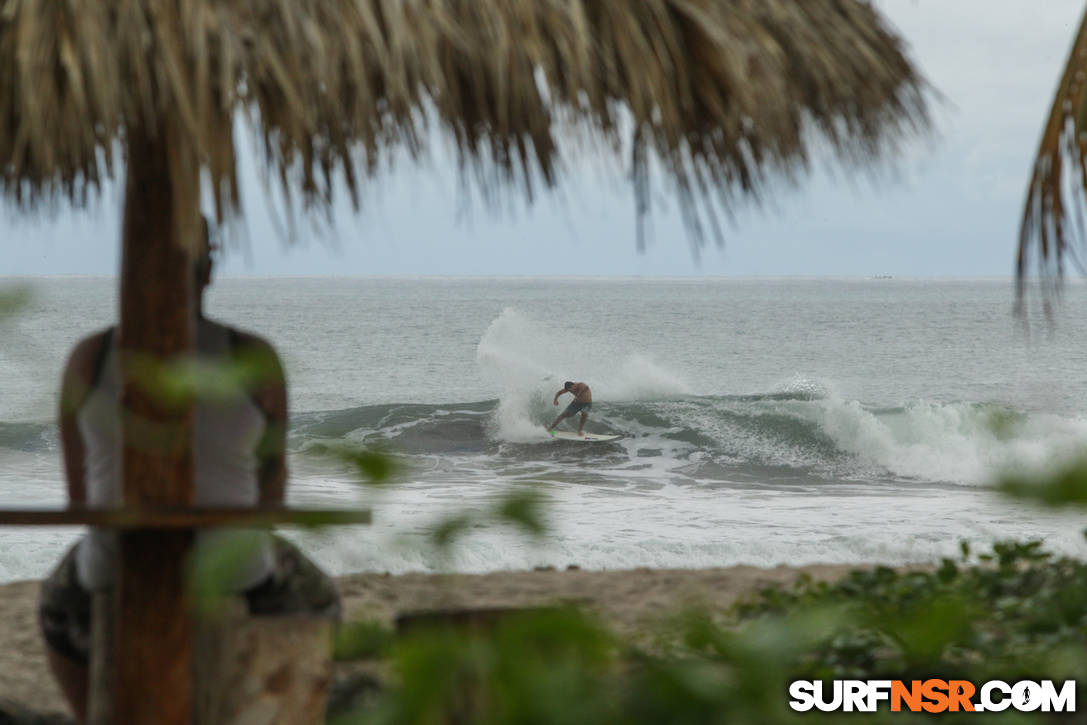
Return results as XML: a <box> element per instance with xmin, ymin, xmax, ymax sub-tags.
<box><xmin>107</xmin><ymin>118</ymin><xmax>199</xmax><ymax>725</ymax></box>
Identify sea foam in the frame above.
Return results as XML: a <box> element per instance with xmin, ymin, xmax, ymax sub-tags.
<box><xmin>475</xmin><ymin>307</ymin><xmax>692</xmax><ymax>442</ymax></box>
<box><xmin>806</xmin><ymin>397</ymin><xmax>1087</xmax><ymax>485</ymax></box>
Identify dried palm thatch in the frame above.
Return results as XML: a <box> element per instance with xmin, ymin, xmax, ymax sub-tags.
<box><xmin>1019</xmin><ymin>5</ymin><xmax>1087</xmax><ymax>293</ymax></box>
<box><xmin>1</xmin><ymin>0</ymin><xmax>929</xmax><ymax>245</ymax></box>
<box><xmin>2</xmin><ymin>5</ymin><xmax>930</xmax><ymax>719</ymax></box>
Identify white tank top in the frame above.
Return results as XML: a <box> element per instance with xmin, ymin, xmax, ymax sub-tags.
<box><xmin>75</xmin><ymin>319</ymin><xmax>274</xmax><ymax>591</ymax></box>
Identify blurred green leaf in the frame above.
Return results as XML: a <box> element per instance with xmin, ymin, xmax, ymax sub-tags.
<box><xmin>186</xmin><ymin>530</ymin><xmax>267</xmax><ymax>618</ymax></box>
<box><xmin>334</xmin><ymin>619</ymin><xmax>394</xmax><ymax>661</ymax></box>
<box><xmin>431</xmin><ymin>514</ymin><xmax>474</xmax><ymax>549</ymax></box>
<box><xmin>345</xmin><ymin>450</ymin><xmax>400</xmax><ymax>484</ymax></box>
<box><xmin>983</xmin><ymin>405</ymin><xmax>1024</xmax><ymax>441</ymax></box>
<box><xmin>1000</xmin><ymin>458</ymin><xmax>1087</xmax><ymax>507</ymax></box>
<box><xmin>881</xmin><ymin>594</ymin><xmax>974</xmax><ymax>666</ymax></box>
<box><xmin>128</xmin><ymin>350</ymin><xmax>282</xmax><ymax>410</ymax></box>
<box><xmin>418</xmin><ymin>489</ymin><xmax>550</xmax><ymax>554</ymax></box>
<box><xmin>0</xmin><ymin>285</ymin><xmax>31</xmax><ymax>319</ymax></box>
<box><xmin>320</xmin><ymin>444</ymin><xmax>403</xmax><ymax>486</ymax></box>
<box><xmin>493</xmin><ymin>490</ymin><xmax>548</xmax><ymax>537</ymax></box>
<box><xmin>369</xmin><ymin>608</ymin><xmax>618</xmax><ymax>725</ymax></box>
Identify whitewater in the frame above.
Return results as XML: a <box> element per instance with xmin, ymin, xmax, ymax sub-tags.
<box><xmin>1</xmin><ymin>277</ymin><xmax>1086</xmax><ymax>581</ymax></box>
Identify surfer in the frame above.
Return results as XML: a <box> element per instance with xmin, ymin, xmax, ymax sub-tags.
<box><xmin>547</xmin><ymin>381</ymin><xmax>593</xmax><ymax>436</ymax></box>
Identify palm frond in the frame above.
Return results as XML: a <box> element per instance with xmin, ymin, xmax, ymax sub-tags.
<box><xmin>0</xmin><ymin>0</ymin><xmax>930</xmax><ymax>245</ymax></box>
<box><xmin>1019</xmin><ymin>5</ymin><xmax>1087</xmax><ymax>293</ymax></box>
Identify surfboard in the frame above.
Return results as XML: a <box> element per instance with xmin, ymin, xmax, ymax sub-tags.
<box><xmin>548</xmin><ymin>430</ymin><xmax>623</xmax><ymax>442</ymax></box>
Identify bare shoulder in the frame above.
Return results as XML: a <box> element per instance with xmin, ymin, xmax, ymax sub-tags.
<box><xmin>64</xmin><ymin>327</ymin><xmax>113</xmax><ymax>380</ymax></box>
<box><xmin>60</xmin><ymin>328</ymin><xmax>113</xmax><ymax>417</ymax></box>
<box><xmin>230</xmin><ymin>327</ymin><xmax>281</xmax><ymax>359</ymax></box>
<box><xmin>203</xmin><ymin>319</ymin><xmax>280</xmax><ymax>357</ymax></box>
<box><xmin>221</xmin><ymin>324</ymin><xmax>286</xmax><ymax>387</ymax></box>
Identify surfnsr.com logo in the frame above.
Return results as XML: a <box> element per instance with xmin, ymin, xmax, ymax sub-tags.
<box><xmin>789</xmin><ymin>680</ymin><xmax>1076</xmax><ymax>713</ymax></box>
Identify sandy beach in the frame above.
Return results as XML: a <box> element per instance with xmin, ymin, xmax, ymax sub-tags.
<box><xmin>0</xmin><ymin>562</ymin><xmax>872</xmax><ymax>718</ymax></box>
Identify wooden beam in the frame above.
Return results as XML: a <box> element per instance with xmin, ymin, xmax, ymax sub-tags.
<box><xmin>0</xmin><ymin>507</ymin><xmax>371</xmax><ymax>528</ymax></box>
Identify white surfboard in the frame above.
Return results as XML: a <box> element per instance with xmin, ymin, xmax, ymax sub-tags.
<box><xmin>548</xmin><ymin>430</ymin><xmax>623</xmax><ymax>442</ymax></box>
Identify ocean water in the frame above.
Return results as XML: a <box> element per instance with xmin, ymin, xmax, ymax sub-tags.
<box><xmin>1</xmin><ymin>277</ymin><xmax>1086</xmax><ymax>582</ymax></box>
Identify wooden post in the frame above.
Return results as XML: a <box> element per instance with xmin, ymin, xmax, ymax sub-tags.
<box><xmin>0</xmin><ymin>507</ymin><xmax>370</xmax><ymax>724</ymax></box>
<box><xmin>113</xmin><ymin>119</ymin><xmax>200</xmax><ymax>725</ymax></box>
<box><xmin>195</xmin><ymin>605</ymin><xmax>335</xmax><ymax>724</ymax></box>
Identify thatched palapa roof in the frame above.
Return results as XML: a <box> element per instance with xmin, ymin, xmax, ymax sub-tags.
<box><xmin>1</xmin><ymin>5</ymin><xmax>931</xmax><ymax>720</ymax></box>
<box><xmin>1</xmin><ymin>0</ymin><xmax>929</xmax><ymax>244</ymax></box>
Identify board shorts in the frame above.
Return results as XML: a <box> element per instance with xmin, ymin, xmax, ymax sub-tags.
<box><xmin>39</xmin><ymin>535</ymin><xmax>341</xmax><ymax>665</ymax></box>
<box><xmin>563</xmin><ymin>401</ymin><xmax>592</xmax><ymax>416</ymax></box>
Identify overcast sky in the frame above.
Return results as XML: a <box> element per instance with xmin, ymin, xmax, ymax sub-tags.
<box><xmin>2</xmin><ymin>0</ymin><xmax>1083</xmax><ymax>277</ymax></box>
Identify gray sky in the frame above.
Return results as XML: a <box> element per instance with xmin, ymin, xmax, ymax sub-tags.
<box><xmin>2</xmin><ymin>1</ymin><xmax>1083</xmax><ymax>277</ymax></box>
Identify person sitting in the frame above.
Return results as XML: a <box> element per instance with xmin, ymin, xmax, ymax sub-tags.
<box><xmin>38</xmin><ymin>219</ymin><xmax>339</xmax><ymax>722</ymax></box>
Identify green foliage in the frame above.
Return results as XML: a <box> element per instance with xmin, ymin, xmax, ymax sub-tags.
<box><xmin>344</xmin><ymin>609</ymin><xmax>617</xmax><ymax>725</ymax></box>
<box><xmin>334</xmin><ymin>619</ymin><xmax>395</xmax><ymax>661</ymax></box>
<box><xmin>299</xmin><ymin>441</ymin><xmax>405</xmax><ymax>490</ymax></box>
<box><xmin>493</xmin><ymin>491</ymin><xmax>547</xmax><ymax>537</ymax></box>
<box><xmin>427</xmin><ymin>489</ymin><xmax>549</xmax><ymax>551</ymax></box>
<box><xmin>1000</xmin><ymin>457</ymin><xmax>1087</xmax><ymax>507</ymax></box>
<box><xmin>128</xmin><ymin>347</ymin><xmax>282</xmax><ymax>410</ymax></box>
<box><xmin>736</xmin><ymin>539</ymin><xmax>1087</xmax><ymax>685</ymax></box>
<box><xmin>186</xmin><ymin>530</ymin><xmax>269</xmax><ymax>617</ymax></box>
<box><xmin>430</xmin><ymin>514</ymin><xmax>474</xmax><ymax>549</ymax></box>
<box><xmin>982</xmin><ymin>405</ymin><xmax>1024</xmax><ymax>442</ymax></box>
<box><xmin>0</xmin><ymin>285</ymin><xmax>52</xmax><ymax>381</ymax></box>
<box><xmin>333</xmin><ymin>540</ymin><xmax>1087</xmax><ymax>724</ymax></box>
<box><xmin>327</xmin><ymin>446</ymin><xmax>403</xmax><ymax>486</ymax></box>
<box><xmin>0</xmin><ymin>284</ymin><xmax>31</xmax><ymax>320</ymax></box>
